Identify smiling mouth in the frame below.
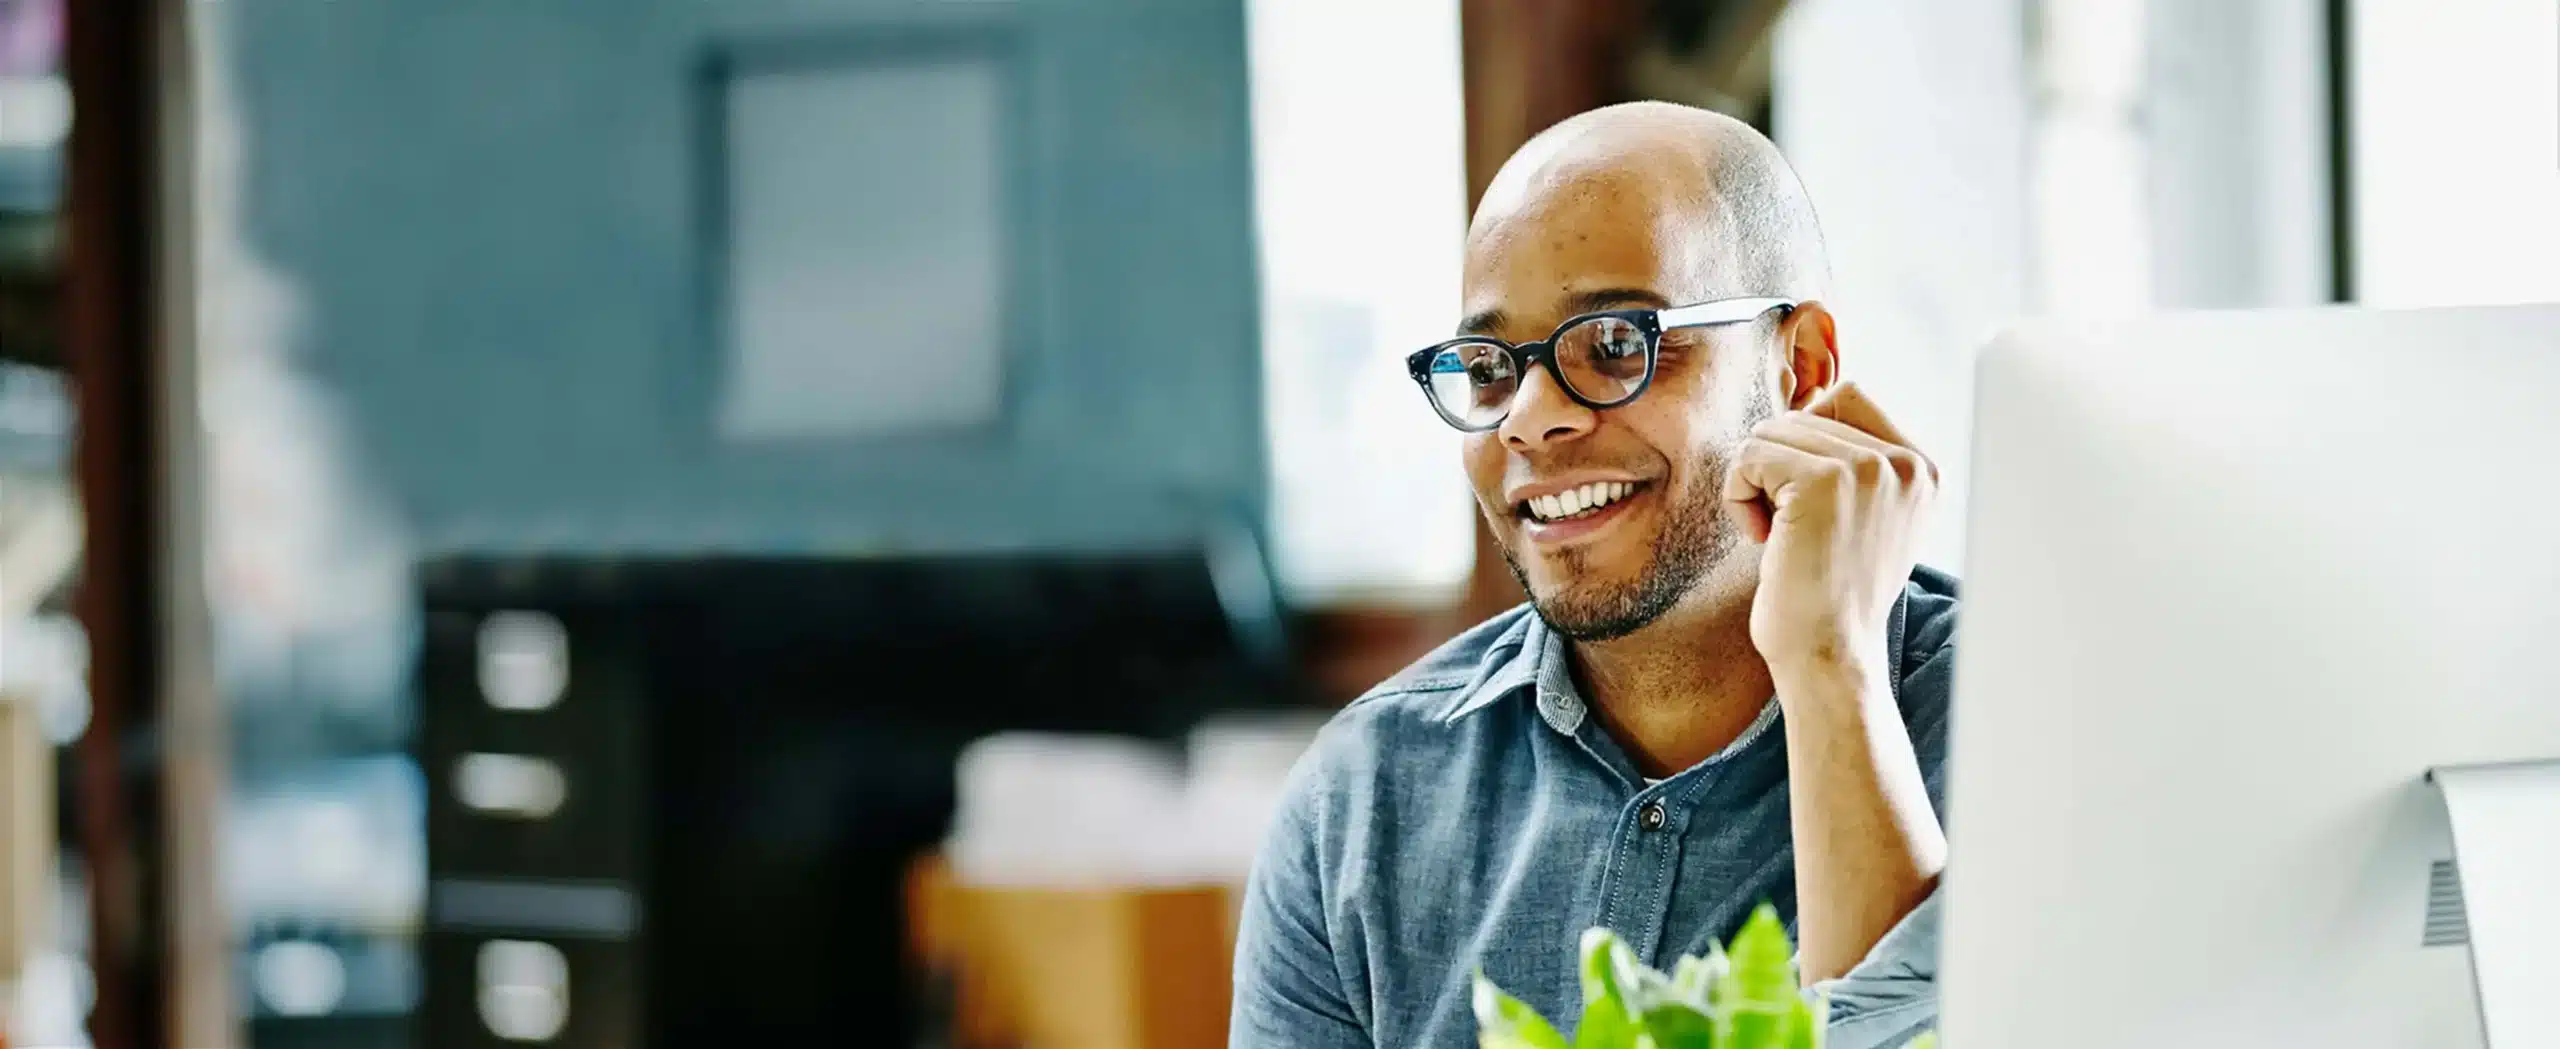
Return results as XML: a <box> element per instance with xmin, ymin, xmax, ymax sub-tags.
<box><xmin>1516</xmin><ymin>481</ymin><xmax>1647</xmax><ymax>524</ymax></box>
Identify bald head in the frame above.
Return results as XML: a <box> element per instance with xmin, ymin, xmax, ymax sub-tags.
<box><xmin>1467</xmin><ymin>101</ymin><xmax>1829</xmax><ymax>307</ymax></box>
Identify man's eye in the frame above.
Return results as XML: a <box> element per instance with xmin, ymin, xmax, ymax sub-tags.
<box><xmin>1652</xmin><ymin>332</ymin><xmax>1706</xmax><ymax>359</ymax></box>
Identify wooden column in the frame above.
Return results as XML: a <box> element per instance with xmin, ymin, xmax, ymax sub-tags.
<box><xmin>64</xmin><ymin>0</ymin><xmax>172</xmax><ymax>1041</ymax></box>
<box><xmin>63</xmin><ymin>1</ymin><xmax>224</xmax><ymax>1046</ymax></box>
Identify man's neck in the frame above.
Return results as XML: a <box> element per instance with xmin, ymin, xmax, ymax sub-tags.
<box><xmin>1568</xmin><ymin>591</ymin><xmax>1774</xmax><ymax>780</ymax></box>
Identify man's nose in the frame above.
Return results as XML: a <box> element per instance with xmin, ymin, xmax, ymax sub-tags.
<box><xmin>1498</xmin><ymin>363</ymin><xmax>1596</xmax><ymax>452</ymax></box>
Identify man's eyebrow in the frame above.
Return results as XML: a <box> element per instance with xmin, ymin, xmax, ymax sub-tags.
<box><xmin>1457</xmin><ymin>289</ymin><xmax>1672</xmax><ymax>337</ymax></box>
<box><xmin>1561</xmin><ymin>288</ymin><xmax>1672</xmax><ymax>315</ymax></box>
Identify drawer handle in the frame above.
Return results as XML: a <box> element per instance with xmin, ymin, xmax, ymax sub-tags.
<box><xmin>455</xmin><ymin>753</ymin><xmax>567</xmax><ymax>820</ymax></box>
<box><xmin>477</xmin><ymin>939</ymin><xmax>570</xmax><ymax>1042</ymax></box>
<box><xmin>478</xmin><ymin>611</ymin><xmax>569</xmax><ymax>712</ymax></box>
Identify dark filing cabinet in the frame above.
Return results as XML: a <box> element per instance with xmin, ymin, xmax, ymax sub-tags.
<box><xmin>417</xmin><ymin>567</ymin><xmax>652</xmax><ymax>1049</ymax></box>
<box><xmin>414</xmin><ymin>554</ymin><xmax>1291</xmax><ymax>1049</ymax></box>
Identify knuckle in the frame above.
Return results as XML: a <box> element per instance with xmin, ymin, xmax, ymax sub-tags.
<box><xmin>1885</xmin><ymin>448</ymin><xmax>1926</xmax><ymax>484</ymax></box>
<box><xmin>1848</xmin><ymin>451</ymin><xmax>1889</xmax><ymax>484</ymax></box>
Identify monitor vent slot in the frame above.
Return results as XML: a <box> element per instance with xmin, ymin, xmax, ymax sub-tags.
<box><xmin>2422</xmin><ymin>859</ymin><xmax>2470</xmax><ymax>948</ymax></box>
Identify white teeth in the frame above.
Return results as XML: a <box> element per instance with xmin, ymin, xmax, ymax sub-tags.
<box><xmin>1527</xmin><ymin>482</ymin><xmax>1639</xmax><ymax>522</ymax></box>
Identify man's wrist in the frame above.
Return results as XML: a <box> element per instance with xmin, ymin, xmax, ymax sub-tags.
<box><xmin>1767</xmin><ymin>636</ymin><xmax>1895</xmax><ymax>712</ymax></box>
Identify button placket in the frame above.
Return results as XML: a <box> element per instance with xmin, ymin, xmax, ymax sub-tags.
<box><xmin>1629</xmin><ymin>775</ymin><xmax>1717</xmax><ymax>963</ymax></box>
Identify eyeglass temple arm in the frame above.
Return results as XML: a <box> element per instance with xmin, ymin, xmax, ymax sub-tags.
<box><xmin>1658</xmin><ymin>297</ymin><xmax>1797</xmax><ymax>330</ymax></box>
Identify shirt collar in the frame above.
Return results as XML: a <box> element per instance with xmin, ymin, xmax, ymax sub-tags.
<box><xmin>1440</xmin><ymin>611</ymin><xmax>1587</xmax><ymax>734</ymax></box>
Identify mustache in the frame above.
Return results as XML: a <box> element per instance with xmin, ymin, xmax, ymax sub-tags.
<box><xmin>1498</xmin><ymin>381</ymin><xmax>1779</xmax><ymax>490</ymax></box>
<box><xmin>1500</xmin><ymin>453</ymin><xmax>1661</xmax><ymax>489</ymax></box>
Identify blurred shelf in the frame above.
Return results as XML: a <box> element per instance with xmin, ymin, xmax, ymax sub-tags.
<box><xmin>0</xmin><ymin>209</ymin><xmax>59</xmax><ymax>369</ymax></box>
<box><xmin>0</xmin><ymin>360</ymin><xmax>68</xmax><ymax>470</ymax></box>
<box><xmin>246</xmin><ymin>1013</ymin><xmax>411</xmax><ymax>1049</ymax></box>
<box><xmin>239</xmin><ymin>930</ymin><xmax>420</xmax><ymax>1022</ymax></box>
<box><xmin>229</xmin><ymin>754</ymin><xmax>425</xmax><ymax>936</ymax></box>
<box><xmin>0</xmin><ymin>145</ymin><xmax>60</xmax><ymax>216</ymax></box>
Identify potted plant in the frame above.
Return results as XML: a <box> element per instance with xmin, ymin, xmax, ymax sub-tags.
<box><xmin>1472</xmin><ymin>904</ymin><xmax>1938</xmax><ymax>1049</ymax></box>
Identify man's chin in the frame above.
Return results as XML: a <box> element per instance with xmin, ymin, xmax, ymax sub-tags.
<box><xmin>1499</xmin><ymin>474</ymin><xmax>1741</xmax><ymax>640</ymax></box>
<box><xmin>1524</xmin><ymin>578</ymin><xmax>1664</xmax><ymax>642</ymax></box>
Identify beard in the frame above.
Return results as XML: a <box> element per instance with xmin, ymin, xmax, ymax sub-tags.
<box><xmin>1502</xmin><ymin>384</ymin><xmax>1774</xmax><ymax>642</ymax></box>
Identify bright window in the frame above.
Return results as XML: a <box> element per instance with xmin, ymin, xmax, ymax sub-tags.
<box><xmin>1246</xmin><ymin>0</ymin><xmax>1474</xmax><ymax>608</ymax></box>
<box><xmin>2351</xmin><ymin>0</ymin><xmax>2560</xmax><ymax>307</ymax></box>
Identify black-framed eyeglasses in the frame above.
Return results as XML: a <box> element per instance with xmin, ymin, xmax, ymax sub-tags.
<box><xmin>1405</xmin><ymin>296</ymin><xmax>1796</xmax><ymax>432</ymax></box>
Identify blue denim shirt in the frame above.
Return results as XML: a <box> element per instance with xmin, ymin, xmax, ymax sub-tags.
<box><xmin>1232</xmin><ymin>567</ymin><xmax>1958</xmax><ymax>1049</ymax></box>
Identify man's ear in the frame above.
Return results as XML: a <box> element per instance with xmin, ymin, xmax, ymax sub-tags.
<box><xmin>1779</xmin><ymin>300</ymin><xmax>1839</xmax><ymax>411</ymax></box>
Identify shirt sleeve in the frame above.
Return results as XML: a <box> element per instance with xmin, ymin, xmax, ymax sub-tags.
<box><xmin>1229</xmin><ymin>764</ymin><xmax>1370</xmax><ymax>1049</ymax></box>
<box><xmin>1811</xmin><ymin>886</ymin><xmax>1942</xmax><ymax>1049</ymax></box>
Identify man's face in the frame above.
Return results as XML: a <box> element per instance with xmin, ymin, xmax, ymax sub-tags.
<box><xmin>1461</xmin><ymin>187</ymin><xmax>1776</xmax><ymax>641</ymax></box>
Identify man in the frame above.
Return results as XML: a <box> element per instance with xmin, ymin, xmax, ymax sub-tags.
<box><xmin>1231</xmin><ymin>102</ymin><xmax>1952</xmax><ymax>1049</ymax></box>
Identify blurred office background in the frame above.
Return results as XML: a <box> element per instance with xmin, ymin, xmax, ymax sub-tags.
<box><xmin>0</xmin><ymin>0</ymin><xmax>2552</xmax><ymax>1047</ymax></box>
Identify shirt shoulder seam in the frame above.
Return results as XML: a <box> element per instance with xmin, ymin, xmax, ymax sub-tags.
<box><xmin>1350</xmin><ymin>674</ymin><xmax>1473</xmax><ymax>703</ymax></box>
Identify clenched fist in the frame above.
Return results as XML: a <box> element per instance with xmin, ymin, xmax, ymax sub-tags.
<box><xmin>1721</xmin><ymin>382</ymin><xmax>1937</xmax><ymax>683</ymax></box>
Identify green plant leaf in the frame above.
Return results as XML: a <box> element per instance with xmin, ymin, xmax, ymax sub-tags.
<box><xmin>1638</xmin><ymin>1001</ymin><xmax>1717</xmax><ymax>1049</ymax></box>
<box><xmin>1705</xmin><ymin>906</ymin><xmax>1813</xmax><ymax>1049</ymax></box>
<box><xmin>1717</xmin><ymin>1006</ymin><xmax>1786</xmax><ymax>1049</ymax></box>
<box><xmin>1577</xmin><ymin>997</ymin><xmax>1641</xmax><ymax>1049</ymax></box>
<box><xmin>1718</xmin><ymin>905</ymin><xmax>1800</xmax><ymax>1011</ymax></box>
<box><xmin>1670</xmin><ymin>945</ymin><xmax>1727</xmax><ymax>1009</ymax></box>
<box><xmin>1580</xmin><ymin>928</ymin><xmax>1635</xmax><ymax>1006</ymax></box>
<box><xmin>1574</xmin><ymin>927</ymin><xmax>1657</xmax><ymax>1049</ymax></box>
<box><xmin>1472</xmin><ymin>970</ymin><xmax>1571</xmax><ymax>1049</ymax></box>
<box><xmin>1783</xmin><ymin>994</ymin><xmax>1822</xmax><ymax>1049</ymax></box>
<box><xmin>1615</xmin><ymin>951</ymin><xmax>1686</xmax><ymax>1014</ymax></box>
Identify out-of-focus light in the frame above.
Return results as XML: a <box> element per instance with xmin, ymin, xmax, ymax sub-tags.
<box><xmin>478</xmin><ymin>611</ymin><xmax>569</xmax><ymax>711</ymax></box>
<box><xmin>0</xmin><ymin>614</ymin><xmax>88</xmax><ymax>744</ymax></box>
<box><xmin>291</xmin><ymin>798</ymin><xmax>371</xmax><ymax>888</ymax></box>
<box><xmin>1246</xmin><ymin>0</ymin><xmax>1474</xmax><ymax>608</ymax></box>
<box><xmin>2028</xmin><ymin>0</ymin><xmax>2152</xmax><ymax>318</ymax></box>
<box><xmin>2352</xmin><ymin>0</ymin><xmax>2560</xmax><ymax>307</ymax></box>
<box><xmin>252</xmin><ymin>941</ymin><xmax>347</xmax><ymax>1018</ymax></box>
<box><xmin>16</xmin><ymin>951</ymin><xmax>92</xmax><ymax>1047</ymax></box>
<box><xmin>455</xmin><ymin>753</ymin><xmax>568</xmax><ymax>820</ymax></box>
<box><xmin>0</xmin><ymin>75</ymin><xmax>68</xmax><ymax>148</ymax></box>
<box><xmin>2035</xmin><ymin>0</ymin><xmax>2145</xmax><ymax>102</ymax></box>
<box><xmin>2031</xmin><ymin>118</ymin><xmax>2152</xmax><ymax>318</ymax></box>
<box><xmin>477</xmin><ymin>940</ymin><xmax>570</xmax><ymax>1043</ymax></box>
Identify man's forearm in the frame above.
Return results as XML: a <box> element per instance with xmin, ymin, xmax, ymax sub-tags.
<box><xmin>1774</xmin><ymin>650</ymin><xmax>1946</xmax><ymax>983</ymax></box>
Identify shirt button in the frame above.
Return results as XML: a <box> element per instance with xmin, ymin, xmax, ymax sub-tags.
<box><xmin>1638</xmin><ymin>799</ymin><xmax>1667</xmax><ymax>832</ymax></box>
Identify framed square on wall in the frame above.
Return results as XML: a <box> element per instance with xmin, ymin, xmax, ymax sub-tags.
<box><xmin>700</xmin><ymin>29</ymin><xmax>1019</xmax><ymax>444</ymax></box>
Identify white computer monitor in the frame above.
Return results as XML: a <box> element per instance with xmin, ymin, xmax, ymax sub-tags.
<box><xmin>1941</xmin><ymin>303</ymin><xmax>2560</xmax><ymax>1049</ymax></box>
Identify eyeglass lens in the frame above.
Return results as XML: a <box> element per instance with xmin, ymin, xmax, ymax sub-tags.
<box><xmin>1424</xmin><ymin>315</ymin><xmax>1650</xmax><ymax>427</ymax></box>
